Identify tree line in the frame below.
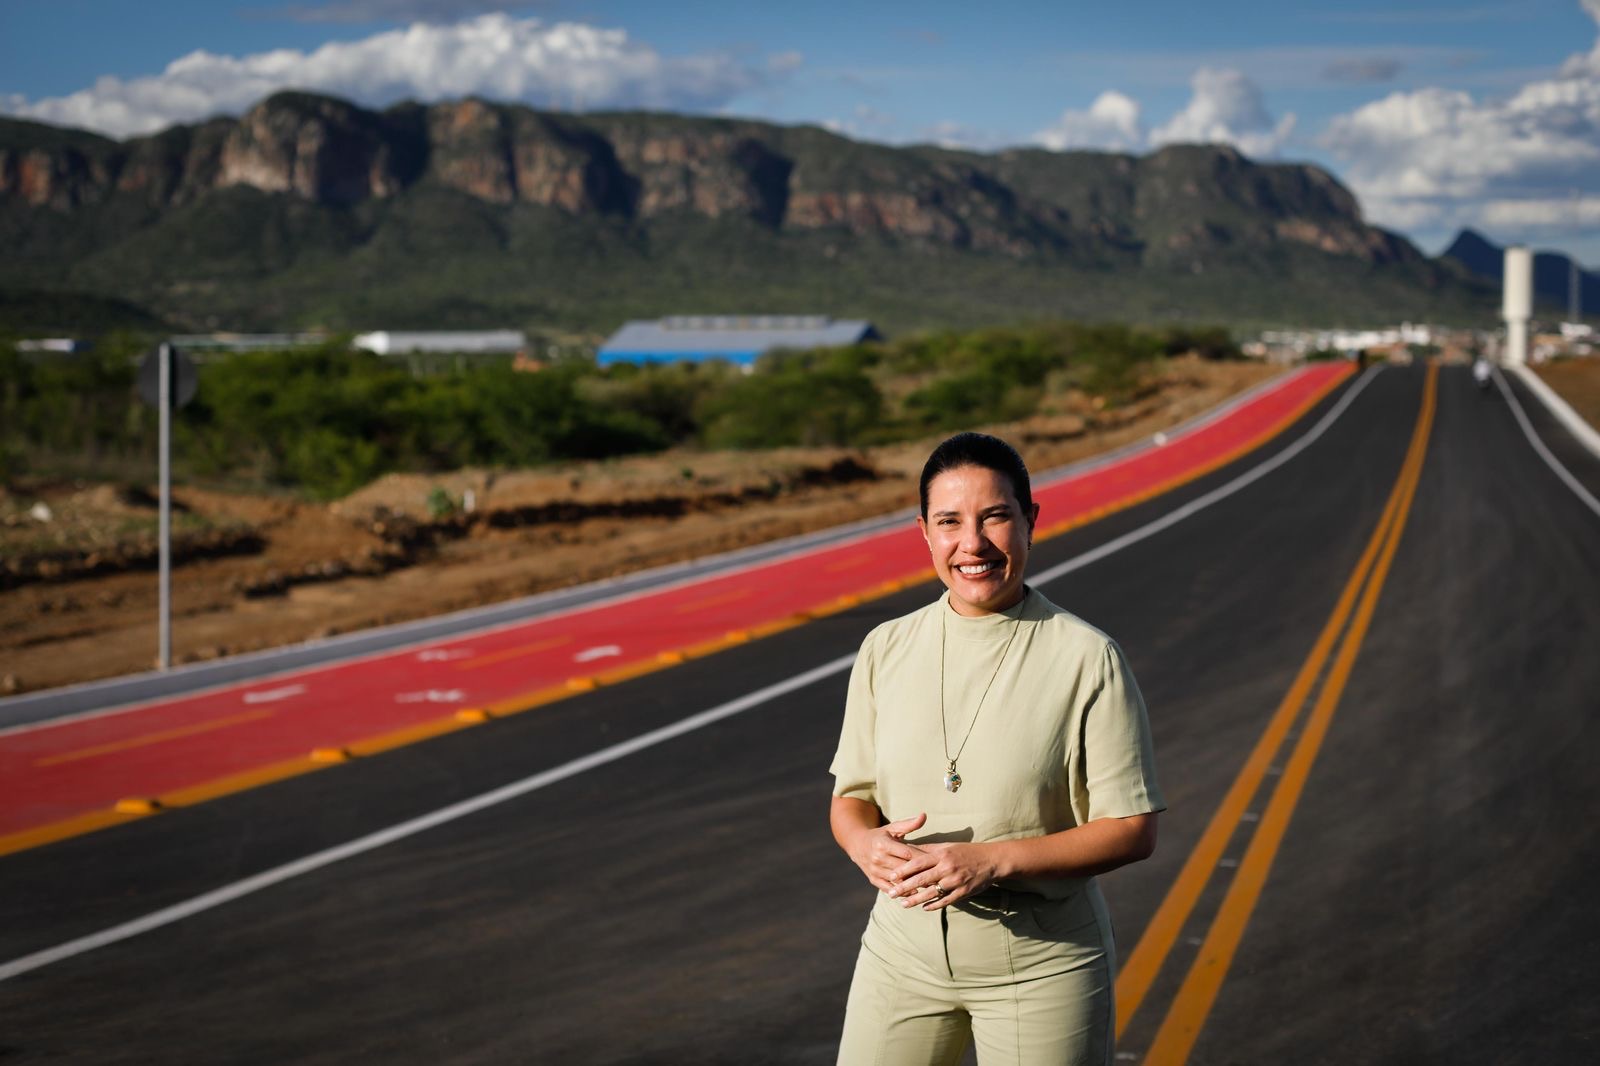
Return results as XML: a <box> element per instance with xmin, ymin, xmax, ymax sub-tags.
<box><xmin>0</xmin><ymin>323</ymin><xmax>1237</xmax><ymax>499</ymax></box>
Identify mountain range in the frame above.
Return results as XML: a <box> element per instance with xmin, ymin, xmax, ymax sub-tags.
<box><xmin>1440</xmin><ymin>230</ymin><xmax>1598</xmax><ymax>317</ymax></box>
<box><xmin>0</xmin><ymin>91</ymin><xmax>1501</xmax><ymax>337</ymax></box>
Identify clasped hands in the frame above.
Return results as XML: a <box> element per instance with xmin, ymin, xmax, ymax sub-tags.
<box><xmin>851</xmin><ymin>812</ymin><xmax>997</xmax><ymax>911</ymax></box>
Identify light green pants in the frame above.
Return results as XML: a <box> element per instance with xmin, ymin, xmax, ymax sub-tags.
<box><xmin>836</xmin><ymin>885</ymin><xmax>1115</xmax><ymax>1066</ymax></box>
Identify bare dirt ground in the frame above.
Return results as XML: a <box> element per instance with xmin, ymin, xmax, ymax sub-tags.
<box><xmin>0</xmin><ymin>357</ymin><xmax>1280</xmax><ymax>695</ymax></box>
<box><xmin>1535</xmin><ymin>357</ymin><xmax>1600</xmax><ymax>432</ymax></box>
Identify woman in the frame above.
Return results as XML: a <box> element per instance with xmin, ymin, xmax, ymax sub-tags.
<box><xmin>829</xmin><ymin>431</ymin><xmax>1164</xmax><ymax>1065</ymax></box>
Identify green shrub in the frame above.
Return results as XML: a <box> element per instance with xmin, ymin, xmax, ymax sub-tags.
<box><xmin>3</xmin><ymin>318</ymin><xmax>1180</xmax><ymax>494</ymax></box>
<box><xmin>699</xmin><ymin>365</ymin><xmax>883</xmax><ymax>448</ymax></box>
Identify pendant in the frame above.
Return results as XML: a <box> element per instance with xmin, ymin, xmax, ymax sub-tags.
<box><xmin>944</xmin><ymin>763</ymin><xmax>962</xmax><ymax>793</ymax></box>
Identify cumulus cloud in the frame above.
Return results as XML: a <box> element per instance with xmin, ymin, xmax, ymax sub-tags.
<box><xmin>0</xmin><ymin>14</ymin><xmax>795</xmax><ymax>138</ymax></box>
<box><xmin>1149</xmin><ymin>68</ymin><xmax>1297</xmax><ymax>158</ymax></box>
<box><xmin>1561</xmin><ymin>0</ymin><xmax>1600</xmax><ymax>76</ymax></box>
<box><xmin>1031</xmin><ymin>70</ymin><xmax>1293</xmax><ymax>158</ymax></box>
<box><xmin>1034</xmin><ymin>91</ymin><xmax>1145</xmax><ymax>152</ymax></box>
<box><xmin>1321</xmin><ymin>1</ymin><xmax>1600</xmax><ymax>240</ymax></box>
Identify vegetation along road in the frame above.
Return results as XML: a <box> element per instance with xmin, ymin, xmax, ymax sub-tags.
<box><xmin>2</xmin><ymin>362</ymin><xmax>1598</xmax><ymax>1063</ymax></box>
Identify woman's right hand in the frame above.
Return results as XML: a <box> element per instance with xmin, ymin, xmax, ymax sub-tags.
<box><xmin>832</xmin><ymin>800</ymin><xmax>928</xmax><ymax>893</ymax></box>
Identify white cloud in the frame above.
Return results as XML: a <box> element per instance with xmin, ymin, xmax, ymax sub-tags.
<box><xmin>1030</xmin><ymin>70</ymin><xmax>1293</xmax><ymax>159</ymax></box>
<box><xmin>0</xmin><ymin>14</ymin><xmax>795</xmax><ymax>138</ymax></box>
<box><xmin>1149</xmin><ymin>68</ymin><xmax>1296</xmax><ymax>158</ymax></box>
<box><xmin>1561</xmin><ymin>0</ymin><xmax>1600</xmax><ymax>76</ymax></box>
<box><xmin>1321</xmin><ymin>2</ymin><xmax>1600</xmax><ymax>242</ymax></box>
<box><xmin>1033</xmin><ymin>91</ymin><xmax>1145</xmax><ymax>152</ymax></box>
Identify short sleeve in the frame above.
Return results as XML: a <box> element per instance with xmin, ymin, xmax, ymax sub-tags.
<box><xmin>1079</xmin><ymin>639</ymin><xmax>1166</xmax><ymax>821</ymax></box>
<box><xmin>829</xmin><ymin>632</ymin><xmax>880</xmax><ymax>803</ymax></box>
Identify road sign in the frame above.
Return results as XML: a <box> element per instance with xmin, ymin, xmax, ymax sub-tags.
<box><xmin>137</xmin><ymin>344</ymin><xmax>198</xmax><ymax>408</ymax></box>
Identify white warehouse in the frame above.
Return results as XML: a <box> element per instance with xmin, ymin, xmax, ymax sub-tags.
<box><xmin>352</xmin><ymin>330</ymin><xmax>527</xmax><ymax>355</ymax></box>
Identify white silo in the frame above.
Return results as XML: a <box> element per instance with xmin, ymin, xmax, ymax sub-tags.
<box><xmin>1503</xmin><ymin>246</ymin><xmax>1533</xmax><ymax>366</ymax></box>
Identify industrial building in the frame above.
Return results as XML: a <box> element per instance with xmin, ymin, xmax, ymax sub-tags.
<box><xmin>352</xmin><ymin>330</ymin><xmax>527</xmax><ymax>356</ymax></box>
<box><xmin>597</xmin><ymin>316</ymin><xmax>878</xmax><ymax>367</ymax></box>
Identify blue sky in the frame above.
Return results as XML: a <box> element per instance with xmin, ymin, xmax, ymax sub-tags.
<box><xmin>5</xmin><ymin>0</ymin><xmax>1600</xmax><ymax>265</ymax></box>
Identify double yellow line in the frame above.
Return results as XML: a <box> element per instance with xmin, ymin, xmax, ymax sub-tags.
<box><xmin>1117</xmin><ymin>363</ymin><xmax>1438</xmax><ymax>1062</ymax></box>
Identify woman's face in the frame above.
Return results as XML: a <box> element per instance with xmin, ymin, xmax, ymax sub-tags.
<box><xmin>917</xmin><ymin>464</ymin><xmax>1039</xmax><ymax>617</ymax></box>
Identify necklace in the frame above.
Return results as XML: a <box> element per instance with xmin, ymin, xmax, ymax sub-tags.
<box><xmin>939</xmin><ymin>605</ymin><xmax>1022</xmax><ymax>793</ymax></box>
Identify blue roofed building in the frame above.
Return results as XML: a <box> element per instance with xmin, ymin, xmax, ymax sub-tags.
<box><xmin>597</xmin><ymin>315</ymin><xmax>879</xmax><ymax>367</ymax></box>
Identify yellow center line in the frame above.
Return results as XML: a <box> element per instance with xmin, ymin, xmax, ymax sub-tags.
<box><xmin>1115</xmin><ymin>414</ymin><xmax>1408</xmax><ymax>1034</ymax></box>
<box><xmin>454</xmin><ymin>635</ymin><xmax>571</xmax><ymax>670</ymax></box>
<box><xmin>1141</xmin><ymin>363</ymin><xmax>1437</xmax><ymax>1064</ymax></box>
<box><xmin>34</xmin><ymin>709</ymin><xmax>278</xmax><ymax>767</ymax></box>
<box><xmin>671</xmin><ymin>588</ymin><xmax>751</xmax><ymax>614</ymax></box>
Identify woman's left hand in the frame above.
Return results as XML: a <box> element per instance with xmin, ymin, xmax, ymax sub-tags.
<box><xmin>885</xmin><ymin>842</ymin><xmax>999</xmax><ymax>910</ymax></box>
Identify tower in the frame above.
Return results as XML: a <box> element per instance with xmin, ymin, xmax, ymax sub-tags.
<box><xmin>1503</xmin><ymin>245</ymin><xmax>1532</xmax><ymax>365</ymax></box>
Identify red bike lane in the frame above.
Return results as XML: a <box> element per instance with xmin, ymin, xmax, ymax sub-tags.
<box><xmin>0</xmin><ymin>362</ymin><xmax>1353</xmax><ymax>856</ymax></box>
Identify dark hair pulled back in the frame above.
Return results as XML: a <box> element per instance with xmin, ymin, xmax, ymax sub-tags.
<box><xmin>918</xmin><ymin>432</ymin><xmax>1034</xmax><ymax>520</ymax></box>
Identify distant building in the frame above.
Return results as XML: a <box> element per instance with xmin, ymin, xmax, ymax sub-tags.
<box><xmin>352</xmin><ymin>330</ymin><xmax>527</xmax><ymax>355</ymax></box>
<box><xmin>1255</xmin><ymin>322</ymin><xmax>1439</xmax><ymax>361</ymax></box>
<box><xmin>168</xmin><ymin>332</ymin><xmax>328</xmax><ymax>353</ymax></box>
<box><xmin>597</xmin><ymin>315</ymin><xmax>879</xmax><ymax>367</ymax></box>
<box><xmin>15</xmin><ymin>338</ymin><xmax>92</xmax><ymax>354</ymax></box>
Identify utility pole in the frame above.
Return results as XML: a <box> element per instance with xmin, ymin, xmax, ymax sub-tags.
<box><xmin>136</xmin><ymin>343</ymin><xmax>197</xmax><ymax>670</ymax></box>
<box><xmin>158</xmin><ymin>342</ymin><xmax>172</xmax><ymax>669</ymax></box>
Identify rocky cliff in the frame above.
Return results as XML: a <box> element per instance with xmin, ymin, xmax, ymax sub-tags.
<box><xmin>1</xmin><ymin>91</ymin><xmax>1415</xmax><ymax>261</ymax></box>
<box><xmin>0</xmin><ymin>91</ymin><xmax>1490</xmax><ymax>332</ymax></box>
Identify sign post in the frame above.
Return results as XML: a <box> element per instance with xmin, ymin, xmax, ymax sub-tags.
<box><xmin>137</xmin><ymin>343</ymin><xmax>197</xmax><ymax>670</ymax></box>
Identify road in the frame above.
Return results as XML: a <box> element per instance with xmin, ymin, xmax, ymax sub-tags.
<box><xmin>2</xmin><ymin>362</ymin><xmax>1598</xmax><ymax>1064</ymax></box>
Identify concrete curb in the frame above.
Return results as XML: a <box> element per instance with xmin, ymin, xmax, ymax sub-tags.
<box><xmin>1509</xmin><ymin>363</ymin><xmax>1600</xmax><ymax>460</ymax></box>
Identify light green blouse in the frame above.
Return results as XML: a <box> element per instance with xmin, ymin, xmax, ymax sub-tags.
<box><xmin>830</xmin><ymin>587</ymin><xmax>1166</xmax><ymax>899</ymax></box>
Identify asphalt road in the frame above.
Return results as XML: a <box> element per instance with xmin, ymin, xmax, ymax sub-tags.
<box><xmin>3</xmin><ymin>362</ymin><xmax>1597</xmax><ymax>1064</ymax></box>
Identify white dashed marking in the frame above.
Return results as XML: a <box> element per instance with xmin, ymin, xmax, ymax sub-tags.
<box><xmin>395</xmin><ymin>689</ymin><xmax>466</xmax><ymax>704</ymax></box>
<box><xmin>242</xmin><ymin>684</ymin><xmax>306</xmax><ymax>705</ymax></box>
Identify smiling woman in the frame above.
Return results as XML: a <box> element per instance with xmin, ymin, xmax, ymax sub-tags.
<box><xmin>828</xmin><ymin>431</ymin><xmax>1165</xmax><ymax>1066</ymax></box>
<box><xmin>915</xmin><ymin>435</ymin><xmax>1038</xmax><ymax>617</ymax></box>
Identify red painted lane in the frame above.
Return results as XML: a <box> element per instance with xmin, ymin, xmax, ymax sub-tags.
<box><xmin>0</xmin><ymin>363</ymin><xmax>1351</xmax><ymax>840</ymax></box>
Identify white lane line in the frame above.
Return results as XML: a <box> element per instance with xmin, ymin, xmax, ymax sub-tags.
<box><xmin>1494</xmin><ymin>367</ymin><xmax>1600</xmax><ymax>520</ymax></box>
<box><xmin>0</xmin><ymin>366</ymin><xmax>1373</xmax><ymax>983</ymax></box>
<box><xmin>394</xmin><ymin>690</ymin><xmax>467</xmax><ymax>704</ymax></box>
<box><xmin>0</xmin><ymin>655</ymin><xmax>856</xmax><ymax>984</ymax></box>
<box><xmin>415</xmin><ymin>649</ymin><xmax>473</xmax><ymax>663</ymax></box>
<box><xmin>240</xmin><ymin>684</ymin><xmax>306</xmax><ymax>705</ymax></box>
<box><xmin>1031</xmin><ymin>365</ymin><xmax>1380</xmax><ymax>588</ymax></box>
<box><xmin>573</xmin><ymin>644</ymin><xmax>623</xmax><ymax>663</ymax></box>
